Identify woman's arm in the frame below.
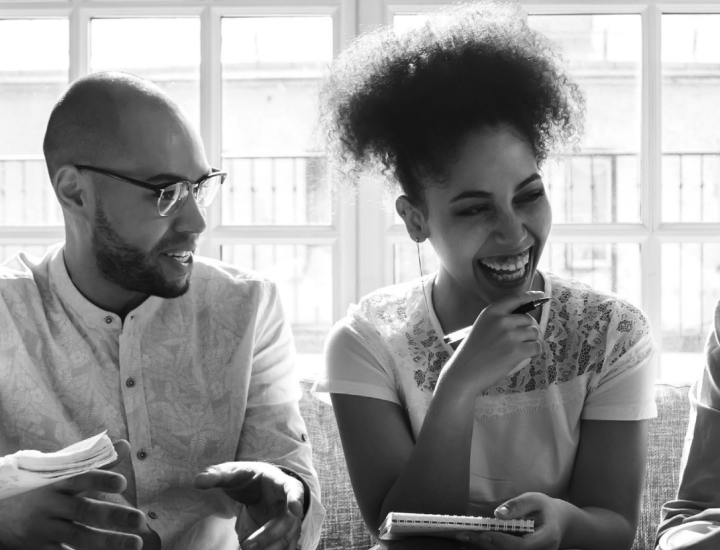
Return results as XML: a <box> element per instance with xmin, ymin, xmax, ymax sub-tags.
<box><xmin>331</xmin><ymin>387</ymin><xmax>476</xmax><ymax>536</ymax></box>
<box><xmin>468</xmin><ymin>418</ymin><xmax>648</xmax><ymax>550</ymax></box>
<box><xmin>563</xmin><ymin>418</ymin><xmax>648</xmax><ymax>549</ymax></box>
<box><xmin>329</xmin><ymin>293</ymin><xmax>545</xmax><ymax>538</ymax></box>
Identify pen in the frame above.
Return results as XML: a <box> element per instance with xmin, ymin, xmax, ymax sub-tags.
<box><xmin>442</xmin><ymin>297</ymin><xmax>550</xmax><ymax>349</ymax></box>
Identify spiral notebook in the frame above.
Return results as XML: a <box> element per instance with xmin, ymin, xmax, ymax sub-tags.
<box><xmin>379</xmin><ymin>512</ymin><xmax>535</xmax><ymax>540</ymax></box>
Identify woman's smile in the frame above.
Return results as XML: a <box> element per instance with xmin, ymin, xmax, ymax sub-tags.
<box><xmin>476</xmin><ymin>245</ymin><xmax>534</xmax><ymax>287</ymax></box>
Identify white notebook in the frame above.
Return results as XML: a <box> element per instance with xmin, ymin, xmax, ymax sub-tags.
<box><xmin>379</xmin><ymin>512</ymin><xmax>535</xmax><ymax>540</ymax></box>
<box><xmin>0</xmin><ymin>431</ymin><xmax>117</xmax><ymax>501</ymax></box>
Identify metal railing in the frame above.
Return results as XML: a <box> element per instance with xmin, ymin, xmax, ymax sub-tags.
<box><xmin>3</xmin><ymin>152</ymin><xmax>720</xmax><ymax>351</ymax></box>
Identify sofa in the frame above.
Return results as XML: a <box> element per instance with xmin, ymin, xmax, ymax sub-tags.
<box><xmin>298</xmin><ymin>381</ymin><xmax>693</xmax><ymax>550</ymax></box>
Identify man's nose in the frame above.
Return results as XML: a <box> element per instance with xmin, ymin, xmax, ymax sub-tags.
<box><xmin>174</xmin><ymin>190</ymin><xmax>207</xmax><ymax>234</ymax></box>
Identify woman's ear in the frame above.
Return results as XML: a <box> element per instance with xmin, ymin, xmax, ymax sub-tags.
<box><xmin>396</xmin><ymin>195</ymin><xmax>429</xmax><ymax>243</ymax></box>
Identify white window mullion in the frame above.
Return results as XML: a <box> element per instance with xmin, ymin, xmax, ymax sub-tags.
<box><xmin>334</xmin><ymin>0</ymin><xmax>359</xmax><ymax>317</ymax></box>
<box><xmin>71</xmin><ymin>8</ymin><xmax>90</xmax><ymax>81</ymax></box>
<box><xmin>641</xmin><ymin>3</ymin><xmax>663</xmax><ymax>368</ymax></box>
<box><xmin>199</xmin><ymin>5</ymin><xmax>222</xmax><ymax>259</ymax></box>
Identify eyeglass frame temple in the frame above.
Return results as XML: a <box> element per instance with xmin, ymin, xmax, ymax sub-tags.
<box><xmin>74</xmin><ymin>164</ymin><xmax>227</xmax><ymax>197</ymax></box>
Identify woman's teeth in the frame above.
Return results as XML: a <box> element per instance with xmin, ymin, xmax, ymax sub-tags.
<box><xmin>479</xmin><ymin>250</ymin><xmax>530</xmax><ymax>282</ymax></box>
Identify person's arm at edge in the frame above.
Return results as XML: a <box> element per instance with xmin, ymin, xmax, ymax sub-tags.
<box><xmin>657</xmin><ymin>323</ymin><xmax>720</xmax><ymax>546</ymax></box>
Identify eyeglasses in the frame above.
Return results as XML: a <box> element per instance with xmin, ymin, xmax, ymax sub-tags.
<box><xmin>75</xmin><ymin>164</ymin><xmax>227</xmax><ymax>217</ymax></box>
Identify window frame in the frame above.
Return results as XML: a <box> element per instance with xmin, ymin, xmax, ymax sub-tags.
<box><xmin>2</xmin><ymin>0</ymin><xmax>720</xmax><ymax>381</ymax></box>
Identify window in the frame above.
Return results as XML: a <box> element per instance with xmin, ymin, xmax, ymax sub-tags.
<box><xmin>0</xmin><ymin>0</ymin><xmax>716</xmax><ymax>384</ymax></box>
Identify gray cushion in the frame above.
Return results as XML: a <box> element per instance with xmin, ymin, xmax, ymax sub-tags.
<box><xmin>633</xmin><ymin>384</ymin><xmax>691</xmax><ymax>550</ymax></box>
<box><xmin>300</xmin><ymin>380</ymin><xmax>373</xmax><ymax>550</ymax></box>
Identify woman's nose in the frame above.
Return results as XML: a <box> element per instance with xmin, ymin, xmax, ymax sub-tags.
<box><xmin>493</xmin><ymin>211</ymin><xmax>527</xmax><ymax>245</ymax></box>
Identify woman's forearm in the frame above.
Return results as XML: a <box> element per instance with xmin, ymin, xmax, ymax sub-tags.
<box><xmin>378</xmin><ymin>377</ymin><xmax>478</xmax><ymax>524</ymax></box>
<box><xmin>559</xmin><ymin>502</ymin><xmax>635</xmax><ymax>550</ymax></box>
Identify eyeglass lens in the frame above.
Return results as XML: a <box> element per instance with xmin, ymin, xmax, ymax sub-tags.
<box><xmin>157</xmin><ymin>174</ymin><xmax>223</xmax><ymax>216</ymax></box>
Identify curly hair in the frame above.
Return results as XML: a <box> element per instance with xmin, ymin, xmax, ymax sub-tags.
<box><xmin>319</xmin><ymin>1</ymin><xmax>585</xmax><ymax>205</ymax></box>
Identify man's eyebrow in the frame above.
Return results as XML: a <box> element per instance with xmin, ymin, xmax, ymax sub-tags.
<box><xmin>449</xmin><ymin>173</ymin><xmax>543</xmax><ymax>203</ymax></box>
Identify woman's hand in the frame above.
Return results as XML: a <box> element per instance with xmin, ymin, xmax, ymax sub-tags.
<box><xmin>453</xmin><ymin>492</ymin><xmax>566</xmax><ymax>550</ymax></box>
<box><xmin>439</xmin><ymin>291</ymin><xmax>546</xmax><ymax>396</ymax></box>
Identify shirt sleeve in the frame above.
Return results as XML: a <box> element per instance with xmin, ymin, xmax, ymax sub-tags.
<box><xmin>581</xmin><ymin>300</ymin><xmax>658</xmax><ymax>421</ymax></box>
<box><xmin>313</xmin><ymin>316</ymin><xmax>400</xmax><ymax>406</ymax></box>
<box><xmin>236</xmin><ymin>280</ymin><xmax>325</xmax><ymax>550</ymax></box>
<box><xmin>658</xmin><ymin>315</ymin><xmax>720</xmax><ymax>543</ymax></box>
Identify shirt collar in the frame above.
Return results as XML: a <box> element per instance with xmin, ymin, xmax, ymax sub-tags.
<box><xmin>48</xmin><ymin>245</ymin><xmax>163</xmax><ymax>329</ymax></box>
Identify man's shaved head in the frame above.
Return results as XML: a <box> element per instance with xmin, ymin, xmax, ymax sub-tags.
<box><xmin>42</xmin><ymin>72</ymin><xmax>183</xmax><ymax>180</ymax></box>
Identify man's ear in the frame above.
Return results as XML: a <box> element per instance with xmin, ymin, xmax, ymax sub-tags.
<box><xmin>53</xmin><ymin>165</ymin><xmax>91</xmax><ymax>219</ymax></box>
<box><xmin>396</xmin><ymin>195</ymin><xmax>429</xmax><ymax>243</ymax></box>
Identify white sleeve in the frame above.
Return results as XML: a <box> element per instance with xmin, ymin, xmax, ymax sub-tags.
<box><xmin>313</xmin><ymin>317</ymin><xmax>400</xmax><ymax>406</ymax></box>
<box><xmin>581</xmin><ymin>301</ymin><xmax>658</xmax><ymax>421</ymax></box>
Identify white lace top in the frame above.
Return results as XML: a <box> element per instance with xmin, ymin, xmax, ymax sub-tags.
<box><xmin>316</xmin><ymin>271</ymin><xmax>657</xmax><ymax>514</ymax></box>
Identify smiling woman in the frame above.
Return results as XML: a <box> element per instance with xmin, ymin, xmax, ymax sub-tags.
<box><xmin>314</xmin><ymin>3</ymin><xmax>658</xmax><ymax>550</ymax></box>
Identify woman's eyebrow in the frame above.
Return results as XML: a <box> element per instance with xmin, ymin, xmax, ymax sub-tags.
<box><xmin>449</xmin><ymin>173</ymin><xmax>542</xmax><ymax>203</ymax></box>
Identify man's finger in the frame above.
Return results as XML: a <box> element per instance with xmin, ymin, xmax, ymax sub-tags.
<box><xmin>55</xmin><ymin>469</ymin><xmax>127</xmax><ymax>495</ymax></box>
<box><xmin>55</xmin><ymin>495</ymin><xmax>145</xmax><ymax>531</ymax></box>
<box><xmin>194</xmin><ymin>463</ymin><xmax>258</xmax><ymax>491</ymax></box>
<box><xmin>283</xmin><ymin>477</ymin><xmax>304</xmax><ymax>518</ymax></box>
<box><xmin>100</xmin><ymin>439</ymin><xmax>131</xmax><ymax>471</ymax></box>
<box><xmin>240</xmin><ymin>513</ymin><xmax>301</xmax><ymax>550</ymax></box>
<box><xmin>44</xmin><ymin>518</ymin><xmax>143</xmax><ymax>550</ymax></box>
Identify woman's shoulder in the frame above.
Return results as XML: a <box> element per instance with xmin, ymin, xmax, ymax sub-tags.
<box><xmin>543</xmin><ymin>271</ymin><xmax>654</xmax><ymax>373</ymax></box>
<box><xmin>545</xmin><ymin>271</ymin><xmax>648</xmax><ymax>329</ymax></box>
<box><xmin>348</xmin><ymin>276</ymin><xmax>429</xmax><ymax>331</ymax></box>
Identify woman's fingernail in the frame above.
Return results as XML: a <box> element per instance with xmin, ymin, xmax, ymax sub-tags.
<box><xmin>244</xmin><ymin>542</ymin><xmax>258</xmax><ymax>550</ymax></box>
<box><xmin>496</xmin><ymin>505</ymin><xmax>510</xmax><ymax>516</ymax></box>
<box><xmin>456</xmin><ymin>533</ymin><xmax>469</xmax><ymax>542</ymax></box>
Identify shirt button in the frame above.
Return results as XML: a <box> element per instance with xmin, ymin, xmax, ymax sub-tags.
<box><xmin>104</xmin><ymin>316</ymin><xmax>113</xmax><ymax>324</ymax></box>
<box><xmin>148</xmin><ymin>511</ymin><xmax>158</xmax><ymax>519</ymax></box>
<box><xmin>301</xmin><ymin>433</ymin><xmax>308</xmax><ymax>442</ymax></box>
<box><xmin>137</xmin><ymin>450</ymin><xmax>147</xmax><ymax>460</ymax></box>
<box><xmin>126</xmin><ymin>378</ymin><xmax>135</xmax><ymax>388</ymax></box>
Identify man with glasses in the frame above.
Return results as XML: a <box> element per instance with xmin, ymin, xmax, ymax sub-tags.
<box><xmin>0</xmin><ymin>72</ymin><xmax>324</xmax><ymax>550</ymax></box>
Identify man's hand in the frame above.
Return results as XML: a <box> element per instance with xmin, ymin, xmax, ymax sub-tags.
<box><xmin>193</xmin><ymin>461</ymin><xmax>304</xmax><ymax>550</ymax></box>
<box><xmin>0</xmin><ymin>439</ymin><xmax>149</xmax><ymax>550</ymax></box>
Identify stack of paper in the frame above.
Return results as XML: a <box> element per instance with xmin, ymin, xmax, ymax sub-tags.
<box><xmin>0</xmin><ymin>431</ymin><xmax>117</xmax><ymax>500</ymax></box>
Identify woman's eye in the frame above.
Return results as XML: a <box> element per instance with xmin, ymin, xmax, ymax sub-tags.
<box><xmin>517</xmin><ymin>190</ymin><xmax>545</xmax><ymax>204</ymax></box>
<box><xmin>457</xmin><ymin>205</ymin><xmax>490</xmax><ymax>216</ymax></box>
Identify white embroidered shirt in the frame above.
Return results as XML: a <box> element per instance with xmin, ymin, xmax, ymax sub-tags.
<box><xmin>316</xmin><ymin>272</ymin><xmax>657</xmax><ymax>515</ymax></box>
<box><xmin>0</xmin><ymin>245</ymin><xmax>324</xmax><ymax>550</ymax></box>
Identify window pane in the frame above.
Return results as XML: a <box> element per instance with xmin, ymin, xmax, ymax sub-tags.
<box><xmin>221</xmin><ymin>17</ymin><xmax>333</xmax><ymax>225</ymax></box>
<box><xmin>0</xmin><ymin>19</ymin><xmax>67</xmax><ymax>226</ymax></box>
<box><xmin>662</xmin><ymin>15</ymin><xmax>720</xmax><ymax>222</ymax></box>
<box><xmin>221</xmin><ymin>244</ymin><xmax>332</xmax><ymax>378</ymax></box>
<box><xmin>90</xmin><ymin>18</ymin><xmax>200</xmax><ymax>130</ymax></box>
<box><xmin>539</xmin><ymin>242</ymin><xmax>642</xmax><ymax>306</ymax></box>
<box><xmin>528</xmin><ymin>15</ymin><xmax>642</xmax><ymax>223</ymax></box>
<box><xmin>661</xmin><ymin>243</ymin><xmax>720</xmax><ymax>382</ymax></box>
<box><xmin>393</xmin><ymin>242</ymin><xmax>439</xmax><ymax>284</ymax></box>
<box><xmin>221</xmin><ymin>155</ymin><xmax>331</xmax><ymax>225</ymax></box>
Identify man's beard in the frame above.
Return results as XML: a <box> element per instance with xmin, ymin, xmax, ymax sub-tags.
<box><xmin>91</xmin><ymin>200</ymin><xmax>191</xmax><ymax>299</ymax></box>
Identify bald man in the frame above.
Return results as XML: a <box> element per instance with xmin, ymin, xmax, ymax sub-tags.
<box><xmin>0</xmin><ymin>72</ymin><xmax>324</xmax><ymax>550</ymax></box>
